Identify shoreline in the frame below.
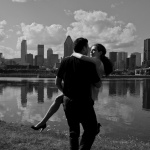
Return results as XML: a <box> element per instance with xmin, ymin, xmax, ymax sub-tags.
<box><xmin>0</xmin><ymin>120</ymin><xmax>150</xmax><ymax>150</ymax></box>
<box><xmin>0</xmin><ymin>74</ymin><xmax>150</xmax><ymax>79</ymax></box>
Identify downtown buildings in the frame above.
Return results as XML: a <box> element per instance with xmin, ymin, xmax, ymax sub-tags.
<box><xmin>20</xmin><ymin>40</ymin><xmax>59</xmax><ymax>68</ymax></box>
<box><xmin>109</xmin><ymin>51</ymin><xmax>141</xmax><ymax>71</ymax></box>
<box><xmin>1</xmin><ymin>35</ymin><xmax>149</xmax><ymax>73</ymax></box>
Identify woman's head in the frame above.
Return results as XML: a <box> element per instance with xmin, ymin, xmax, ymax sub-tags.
<box><xmin>90</xmin><ymin>43</ymin><xmax>106</xmax><ymax>58</ymax></box>
<box><xmin>91</xmin><ymin>43</ymin><xmax>113</xmax><ymax>76</ymax></box>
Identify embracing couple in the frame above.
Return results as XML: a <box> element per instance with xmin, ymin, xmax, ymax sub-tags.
<box><xmin>31</xmin><ymin>37</ymin><xmax>113</xmax><ymax>150</ymax></box>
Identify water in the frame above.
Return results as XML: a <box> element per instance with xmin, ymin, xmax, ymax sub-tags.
<box><xmin>0</xmin><ymin>77</ymin><xmax>150</xmax><ymax>141</ymax></box>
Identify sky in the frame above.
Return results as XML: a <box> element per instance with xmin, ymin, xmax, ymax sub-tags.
<box><xmin>0</xmin><ymin>0</ymin><xmax>150</xmax><ymax>60</ymax></box>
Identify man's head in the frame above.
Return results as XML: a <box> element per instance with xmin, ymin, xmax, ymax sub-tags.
<box><xmin>73</xmin><ymin>37</ymin><xmax>89</xmax><ymax>55</ymax></box>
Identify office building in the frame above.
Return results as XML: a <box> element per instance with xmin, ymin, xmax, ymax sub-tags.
<box><xmin>35</xmin><ymin>55</ymin><xmax>44</xmax><ymax>66</ymax></box>
<box><xmin>144</xmin><ymin>39</ymin><xmax>150</xmax><ymax>66</ymax></box>
<box><xmin>26</xmin><ymin>53</ymin><xmax>33</xmax><ymax>65</ymax></box>
<box><xmin>64</xmin><ymin>35</ymin><xmax>74</xmax><ymax>58</ymax></box>
<box><xmin>37</xmin><ymin>44</ymin><xmax>44</xmax><ymax>66</ymax></box>
<box><xmin>47</xmin><ymin>48</ymin><xmax>53</xmax><ymax>57</ymax></box>
<box><xmin>38</xmin><ymin>45</ymin><xmax>44</xmax><ymax>56</ymax></box>
<box><xmin>117</xmin><ymin>52</ymin><xmax>128</xmax><ymax>70</ymax></box>
<box><xmin>21</xmin><ymin>40</ymin><xmax>27</xmax><ymax>65</ymax></box>
<box><xmin>131</xmin><ymin>52</ymin><xmax>141</xmax><ymax>67</ymax></box>
<box><xmin>48</xmin><ymin>54</ymin><xmax>59</xmax><ymax>68</ymax></box>
<box><xmin>109</xmin><ymin>52</ymin><xmax>117</xmax><ymax>70</ymax></box>
<box><xmin>129</xmin><ymin>54</ymin><xmax>136</xmax><ymax>70</ymax></box>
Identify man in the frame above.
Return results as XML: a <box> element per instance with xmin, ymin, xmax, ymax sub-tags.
<box><xmin>56</xmin><ymin>37</ymin><xmax>101</xmax><ymax>150</ymax></box>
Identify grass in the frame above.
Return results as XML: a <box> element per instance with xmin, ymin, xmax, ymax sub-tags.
<box><xmin>0</xmin><ymin>120</ymin><xmax>150</xmax><ymax>150</ymax></box>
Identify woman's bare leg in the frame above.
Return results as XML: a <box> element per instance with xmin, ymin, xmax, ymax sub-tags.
<box><xmin>34</xmin><ymin>94</ymin><xmax>64</xmax><ymax>127</ymax></box>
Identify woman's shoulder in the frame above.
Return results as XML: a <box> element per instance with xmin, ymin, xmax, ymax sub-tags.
<box><xmin>92</xmin><ymin>57</ymin><xmax>102</xmax><ymax>65</ymax></box>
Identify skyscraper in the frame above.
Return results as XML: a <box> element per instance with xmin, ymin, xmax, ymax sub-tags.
<box><xmin>48</xmin><ymin>54</ymin><xmax>59</xmax><ymax>68</ymax></box>
<box><xmin>129</xmin><ymin>54</ymin><xmax>136</xmax><ymax>70</ymax></box>
<box><xmin>26</xmin><ymin>53</ymin><xmax>33</xmax><ymax>65</ymax></box>
<box><xmin>144</xmin><ymin>39</ymin><xmax>150</xmax><ymax>66</ymax></box>
<box><xmin>117</xmin><ymin>52</ymin><xmax>128</xmax><ymax>70</ymax></box>
<box><xmin>37</xmin><ymin>44</ymin><xmax>44</xmax><ymax>66</ymax></box>
<box><xmin>21</xmin><ymin>39</ymin><xmax>27</xmax><ymax>65</ymax></box>
<box><xmin>109</xmin><ymin>52</ymin><xmax>117</xmax><ymax>70</ymax></box>
<box><xmin>131</xmin><ymin>52</ymin><xmax>141</xmax><ymax>67</ymax></box>
<box><xmin>64</xmin><ymin>35</ymin><xmax>74</xmax><ymax>58</ymax></box>
<box><xmin>47</xmin><ymin>48</ymin><xmax>53</xmax><ymax>58</ymax></box>
<box><xmin>38</xmin><ymin>45</ymin><xmax>44</xmax><ymax>56</ymax></box>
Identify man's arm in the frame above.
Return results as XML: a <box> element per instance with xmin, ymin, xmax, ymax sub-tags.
<box><xmin>55</xmin><ymin>76</ymin><xmax>63</xmax><ymax>93</ymax></box>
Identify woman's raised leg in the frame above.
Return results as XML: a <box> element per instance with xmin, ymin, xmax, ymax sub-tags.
<box><xmin>31</xmin><ymin>94</ymin><xmax>64</xmax><ymax>131</ymax></box>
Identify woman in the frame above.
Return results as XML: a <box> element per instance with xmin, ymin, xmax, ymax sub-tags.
<box><xmin>31</xmin><ymin>43</ymin><xmax>113</xmax><ymax>131</ymax></box>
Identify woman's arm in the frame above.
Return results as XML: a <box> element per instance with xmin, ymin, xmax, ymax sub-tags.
<box><xmin>72</xmin><ymin>52</ymin><xmax>104</xmax><ymax>78</ymax></box>
<box><xmin>72</xmin><ymin>52</ymin><xmax>96</xmax><ymax>63</ymax></box>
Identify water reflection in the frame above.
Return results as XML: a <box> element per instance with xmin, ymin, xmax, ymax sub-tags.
<box><xmin>143</xmin><ymin>79</ymin><xmax>150</xmax><ymax>111</ymax></box>
<box><xmin>0</xmin><ymin>78</ymin><xmax>150</xmax><ymax>141</ymax></box>
<box><xmin>109</xmin><ymin>79</ymin><xmax>140</xmax><ymax>97</ymax></box>
<box><xmin>47</xmin><ymin>82</ymin><xmax>58</xmax><ymax>99</ymax></box>
<box><xmin>21</xmin><ymin>86</ymin><xmax>27</xmax><ymax>107</ymax></box>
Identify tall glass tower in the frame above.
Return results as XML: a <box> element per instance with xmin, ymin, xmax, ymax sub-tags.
<box><xmin>64</xmin><ymin>36</ymin><xmax>74</xmax><ymax>58</ymax></box>
<box><xmin>21</xmin><ymin>39</ymin><xmax>27</xmax><ymax>65</ymax></box>
<box><xmin>144</xmin><ymin>39</ymin><xmax>150</xmax><ymax>66</ymax></box>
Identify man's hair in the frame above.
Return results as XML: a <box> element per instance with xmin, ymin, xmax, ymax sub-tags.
<box><xmin>73</xmin><ymin>37</ymin><xmax>88</xmax><ymax>53</ymax></box>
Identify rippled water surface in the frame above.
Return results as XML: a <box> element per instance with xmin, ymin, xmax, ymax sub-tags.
<box><xmin>0</xmin><ymin>77</ymin><xmax>150</xmax><ymax>141</ymax></box>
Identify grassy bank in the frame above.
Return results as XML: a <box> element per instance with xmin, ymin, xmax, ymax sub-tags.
<box><xmin>0</xmin><ymin>120</ymin><xmax>150</xmax><ymax>150</ymax></box>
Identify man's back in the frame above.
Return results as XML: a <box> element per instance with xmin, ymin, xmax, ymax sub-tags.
<box><xmin>57</xmin><ymin>56</ymin><xmax>100</xmax><ymax>102</ymax></box>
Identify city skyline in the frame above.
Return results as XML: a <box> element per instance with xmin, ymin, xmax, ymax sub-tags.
<box><xmin>0</xmin><ymin>0</ymin><xmax>150</xmax><ymax>60</ymax></box>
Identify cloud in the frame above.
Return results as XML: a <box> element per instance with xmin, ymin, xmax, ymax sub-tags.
<box><xmin>12</xmin><ymin>0</ymin><xmax>40</xmax><ymax>2</ymax></box>
<box><xmin>16</xmin><ymin>31</ymin><xmax>21</xmax><ymax>35</ymax></box>
<box><xmin>0</xmin><ymin>20</ymin><xmax>7</xmax><ymax>28</ymax></box>
<box><xmin>111</xmin><ymin>1</ymin><xmax>124</xmax><ymax>8</ymax></box>
<box><xmin>64</xmin><ymin>10</ymin><xmax>73</xmax><ymax>16</ymax></box>
<box><xmin>15</xmin><ymin>10</ymin><xmax>137</xmax><ymax>57</ymax></box>
<box><xmin>0</xmin><ymin>20</ymin><xmax>8</xmax><ymax>42</ymax></box>
<box><xmin>0</xmin><ymin>45</ymin><xmax>20</xmax><ymax>58</ymax></box>
<box><xmin>12</xmin><ymin>0</ymin><xmax>27</xmax><ymax>2</ymax></box>
<box><xmin>16</xmin><ymin>22</ymin><xmax>66</xmax><ymax>53</ymax></box>
<box><xmin>8</xmin><ymin>29</ymin><xmax>14</xmax><ymax>32</ymax></box>
<box><xmin>0</xmin><ymin>30</ymin><xmax>7</xmax><ymax>42</ymax></box>
<box><xmin>67</xmin><ymin>10</ymin><xmax>137</xmax><ymax>50</ymax></box>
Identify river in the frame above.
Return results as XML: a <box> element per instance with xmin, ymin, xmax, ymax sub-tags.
<box><xmin>0</xmin><ymin>77</ymin><xmax>150</xmax><ymax>142</ymax></box>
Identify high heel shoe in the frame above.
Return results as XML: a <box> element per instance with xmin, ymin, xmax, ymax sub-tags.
<box><xmin>31</xmin><ymin>124</ymin><xmax>47</xmax><ymax>132</ymax></box>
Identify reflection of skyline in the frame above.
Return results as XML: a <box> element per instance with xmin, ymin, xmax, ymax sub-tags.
<box><xmin>108</xmin><ymin>80</ymin><xmax>140</xmax><ymax>97</ymax></box>
<box><xmin>0</xmin><ymin>80</ymin><xmax>59</xmax><ymax>107</ymax></box>
<box><xmin>143</xmin><ymin>79</ymin><xmax>150</xmax><ymax>111</ymax></box>
<box><xmin>117</xmin><ymin>80</ymin><xmax>128</xmax><ymax>96</ymax></box>
<box><xmin>21</xmin><ymin>86</ymin><xmax>27</xmax><ymax>107</ymax></box>
<box><xmin>34</xmin><ymin>81</ymin><xmax>45</xmax><ymax>104</ymax></box>
<box><xmin>47</xmin><ymin>86</ymin><xmax>58</xmax><ymax>99</ymax></box>
<box><xmin>109</xmin><ymin>80</ymin><xmax>117</xmax><ymax>95</ymax></box>
<box><xmin>0</xmin><ymin>85</ymin><xmax>3</xmax><ymax>95</ymax></box>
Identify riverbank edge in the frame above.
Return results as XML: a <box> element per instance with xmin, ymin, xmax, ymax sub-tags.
<box><xmin>1</xmin><ymin>74</ymin><xmax>150</xmax><ymax>79</ymax></box>
<box><xmin>0</xmin><ymin>120</ymin><xmax>150</xmax><ymax>150</ymax></box>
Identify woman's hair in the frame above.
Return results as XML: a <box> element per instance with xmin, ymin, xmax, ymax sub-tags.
<box><xmin>93</xmin><ymin>43</ymin><xmax>113</xmax><ymax>76</ymax></box>
<box><xmin>73</xmin><ymin>37</ymin><xmax>88</xmax><ymax>53</ymax></box>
